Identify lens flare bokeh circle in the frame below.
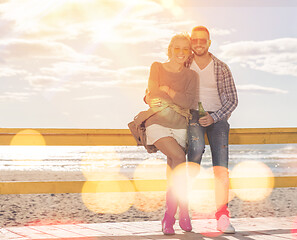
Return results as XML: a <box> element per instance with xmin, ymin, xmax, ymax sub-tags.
<box><xmin>133</xmin><ymin>158</ymin><xmax>167</xmax><ymax>212</ymax></box>
<box><xmin>230</xmin><ymin>160</ymin><xmax>274</xmax><ymax>202</ymax></box>
<box><xmin>81</xmin><ymin>173</ymin><xmax>135</xmax><ymax>214</ymax></box>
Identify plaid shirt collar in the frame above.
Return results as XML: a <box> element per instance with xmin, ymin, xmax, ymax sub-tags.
<box><xmin>185</xmin><ymin>52</ymin><xmax>219</xmax><ymax>68</ymax></box>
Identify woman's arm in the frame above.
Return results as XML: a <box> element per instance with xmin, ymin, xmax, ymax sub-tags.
<box><xmin>162</xmin><ymin>71</ymin><xmax>199</xmax><ymax>109</ymax></box>
<box><xmin>145</xmin><ymin>62</ymin><xmax>171</xmax><ymax>107</ymax></box>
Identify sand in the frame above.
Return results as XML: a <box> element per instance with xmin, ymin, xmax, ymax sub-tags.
<box><xmin>0</xmin><ymin>170</ymin><xmax>296</xmax><ymax>227</ymax></box>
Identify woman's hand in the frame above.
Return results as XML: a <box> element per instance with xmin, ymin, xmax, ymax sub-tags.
<box><xmin>149</xmin><ymin>98</ymin><xmax>163</xmax><ymax>108</ymax></box>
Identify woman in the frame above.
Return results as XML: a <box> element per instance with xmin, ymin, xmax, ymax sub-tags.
<box><xmin>145</xmin><ymin>33</ymin><xmax>199</xmax><ymax>235</ymax></box>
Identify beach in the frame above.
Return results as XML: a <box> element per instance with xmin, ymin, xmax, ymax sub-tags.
<box><xmin>0</xmin><ymin>144</ymin><xmax>296</xmax><ymax>227</ymax></box>
<box><xmin>0</xmin><ymin>170</ymin><xmax>296</xmax><ymax>227</ymax></box>
<box><xmin>0</xmin><ymin>188</ymin><xmax>296</xmax><ymax>227</ymax></box>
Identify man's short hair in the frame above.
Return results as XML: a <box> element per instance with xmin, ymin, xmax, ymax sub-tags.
<box><xmin>191</xmin><ymin>26</ymin><xmax>210</xmax><ymax>39</ymax></box>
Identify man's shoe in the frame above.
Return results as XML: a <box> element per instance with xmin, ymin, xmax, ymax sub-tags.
<box><xmin>217</xmin><ymin>215</ymin><xmax>235</xmax><ymax>234</ymax></box>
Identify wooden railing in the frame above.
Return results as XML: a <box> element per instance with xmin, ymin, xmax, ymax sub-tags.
<box><xmin>1</xmin><ymin>127</ymin><xmax>297</xmax><ymax>145</ymax></box>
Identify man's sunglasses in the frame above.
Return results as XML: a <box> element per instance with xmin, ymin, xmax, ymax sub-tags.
<box><xmin>191</xmin><ymin>38</ymin><xmax>209</xmax><ymax>45</ymax></box>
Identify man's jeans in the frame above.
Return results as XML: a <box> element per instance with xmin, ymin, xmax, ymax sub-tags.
<box><xmin>187</xmin><ymin>109</ymin><xmax>230</xmax><ymax>168</ymax></box>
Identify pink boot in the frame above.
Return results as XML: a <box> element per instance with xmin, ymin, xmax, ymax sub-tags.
<box><xmin>179</xmin><ymin>212</ymin><xmax>192</xmax><ymax>232</ymax></box>
<box><xmin>178</xmin><ymin>187</ymin><xmax>192</xmax><ymax>231</ymax></box>
<box><xmin>162</xmin><ymin>189</ymin><xmax>178</xmax><ymax>235</ymax></box>
<box><xmin>162</xmin><ymin>212</ymin><xmax>176</xmax><ymax>235</ymax></box>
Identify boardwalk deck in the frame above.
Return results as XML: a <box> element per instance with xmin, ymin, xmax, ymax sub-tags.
<box><xmin>1</xmin><ymin>216</ymin><xmax>296</xmax><ymax>240</ymax></box>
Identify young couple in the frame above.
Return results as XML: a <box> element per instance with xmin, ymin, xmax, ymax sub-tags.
<box><xmin>144</xmin><ymin>26</ymin><xmax>238</xmax><ymax>235</ymax></box>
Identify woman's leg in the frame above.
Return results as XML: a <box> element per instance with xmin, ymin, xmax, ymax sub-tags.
<box><xmin>154</xmin><ymin>136</ymin><xmax>187</xmax><ymax>204</ymax></box>
<box><xmin>154</xmin><ymin>136</ymin><xmax>186</xmax><ymax>169</ymax></box>
<box><xmin>154</xmin><ymin>137</ymin><xmax>191</xmax><ymax>233</ymax></box>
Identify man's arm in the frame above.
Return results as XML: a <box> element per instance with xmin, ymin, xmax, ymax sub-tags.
<box><xmin>210</xmin><ymin>65</ymin><xmax>238</xmax><ymax>123</ymax></box>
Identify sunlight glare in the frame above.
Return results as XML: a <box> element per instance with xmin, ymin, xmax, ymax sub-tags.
<box><xmin>186</xmin><ymin>163</ymin><xmax>235</xmax><ymax>219</ymax></box>
<box><xmin>230</xmin><ymin>161</ymin><xmax>274</xmax><ymax>201</ymax></box>
<box><xmin>134</xmin><ymin>191</ymin><xmax>165</xmax><ymax>212</ymax></box>
<box><xmin>160</xmin><ymin>0</ymin><xmax>184</xmax><ymax>17</ymax></box>
<box><xmin>187</xmin><ymin>164</ymin><xmax>216</xmax><ymax>217</ymax></box>
<box><xmin>81</xmin><ymin>173</ymin><xmax>135</xmax><ymax>214</ymax></box>
<box><xmin>81</xmin><ymin>148</ymin><xmax>121</xmax><ymax>181</ymax></box>
<box><xmin>133</xmin><ymin>158</ymin><xmax>167</xmax><ymax>191</ymax></box>
<box><xmin>10</xmin><ymin>129</ymin><xmax>46</xmax><ymax>146</ymax></box>
<box><xmin>133</xmin><ymin>158</ymin><xmax>166</xmax><ymax>212</ymax></box>
<box><xmin>9</xmin><ymin>129</ymin><xmax>47</xmax><ymax>162</ymax></box>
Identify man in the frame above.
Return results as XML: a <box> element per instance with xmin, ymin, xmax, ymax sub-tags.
<box><xmin>186</xmin><ymin>26</ymin><xmax>238</xmax><ymax>234</ymax></box>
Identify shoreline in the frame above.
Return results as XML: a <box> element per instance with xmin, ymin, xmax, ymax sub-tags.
<box><xmin>0</xmin><ymin>169</ymin><xmax>296</xmax><ymax>182</ymax></box>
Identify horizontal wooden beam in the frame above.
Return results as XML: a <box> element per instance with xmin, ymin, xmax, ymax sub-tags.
<box><xmin>0</xmin><ymin>128</ymin><xmax>297</xmax><ymax>145</ymax></box>
<box><xmin>1</xmin><ymin>176</ymin><xmax>296</xmax><ymax>194</ymax></box>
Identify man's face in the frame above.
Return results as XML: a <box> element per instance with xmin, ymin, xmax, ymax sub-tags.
<box><xmin>191</xmin><ymin>30</ymin><xmax>211</xmax><ymax>57</ymax></box>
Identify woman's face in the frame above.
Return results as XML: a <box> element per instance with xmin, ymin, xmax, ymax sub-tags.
<box><xmin>170</xmin><ymin>38</ymin><xmax>191</xmax><ymax>64</ymax></box>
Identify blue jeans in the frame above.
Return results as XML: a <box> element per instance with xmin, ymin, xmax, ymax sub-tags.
<box><xmin>187</xmin><ymin>109</ymin><xmax>230</xmax><ymax>168</ymax></box>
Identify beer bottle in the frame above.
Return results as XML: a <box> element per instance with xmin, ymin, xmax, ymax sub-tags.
<box><xmin>198</xmin><ymin>102</ymin><xmax>207</xmax><ymax>117</ymax></box>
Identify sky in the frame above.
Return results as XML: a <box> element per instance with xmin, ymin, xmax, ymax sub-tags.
<box><xmin>0</xmin><ymin>0</ymin><xmax>296</xmax><ymax>129</ymax></box>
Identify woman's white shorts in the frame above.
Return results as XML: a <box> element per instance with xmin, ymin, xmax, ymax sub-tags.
<box><xmin>146</xmin><ymin>124</ymin><xmax>187</xmax><ymax>148</ymax></box>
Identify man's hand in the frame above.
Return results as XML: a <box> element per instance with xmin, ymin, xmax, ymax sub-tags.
<box><xmin>198</xmin><ymin>112</ymin><xmax>214</xmax><ymax>127</ymax></box>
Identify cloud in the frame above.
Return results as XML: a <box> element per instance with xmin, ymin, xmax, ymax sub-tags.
<box><xmin>44</xmin><ymin>87</ymin><xmax>69</xmax><ymax>92</ymax></box>
<box><xmin>79</xmin><ymin>66</ymin><xmax>150</xmax><ymax>88</ymax></box>
<box><xmin>219</xmin><ymin>38</ymin><xmax>297</xmax><ymax>77</ymax></box>
<box><xmin>0</xmin><ymin>0</ymin><xmax>244</xmax><ymax>95</ymax></box>
<box><xmin>0</xmin><ymin>91</ymin><xmax>34</xmax><ymax>101</ymax></box>
<box><xmin>75</xmin><ymin>95</ymin><xmax>111</xmax><ymax>101</ymax></box>
<box><xmin>82</xmin><ymin>80</ymin><xmax>122</xmax><ymax>88</ymax></box>
<box><xmin>41</xmin><ymin>60</ymin><xmax>111</xmax><ymax>77</ymax></box>
<box><xmin>0</xmin><ymin>39</ymin><xmax>111</xmax><ymax>65</ymax></box>
<box><xmin>0</xmin><ymin>0</ymin><xmax>164</xmax><ymax>42</ymax></box>
<box><xmin>0</xmin><ymin>39</ymin><xmax>76</xmax><ymax>60</ymax></box>
<box><xmin>0</xmin><ymin>38</ymin><xmax>150</xmax><ymax>90</ymax></box>
<box><xmin>209</xmin><ymin>28</ymin><xmax>236</xmax><ymax>36</ymax></box>
<box><xmin>0</xmin><ymin>0</ymin><xmax>235</xmax><ymax>47</ymax></box>
<box><xmin>38</xmin><ymin>63</ymin><xmax>120</xmax><ymax>90</ymax></box>
<box><xmin>26</xmin><ymin>76</ymin><xmax>60</xmax><ymax>86</ymax></box>
<box><xmin>142</xmin><ymin>52</ymin><xmax>168</xmax><ymax>61</ymax></box>
<box><xmin>0</xmin><ymin>65</ymin><xmax>27</xmax><ymax>77</ymax></box>
<box><xmin>182</xmin><ymin>0</ymin><xmax>297</xmax><ymax>7</ymax></box>
<box><xmin>25</xmin><ymin>75</ymin><xmax>70</xmax><ymax>92</ymax></box>
<box><xmin>0</xmin><ymin>39</ymin><xmax>113</xmax><ymax>91</ymax></box>
<box><xmin>118</xmin><ymin>66</ymin><xmax>149</xmax><ymax>80</ymax></box>
<box><xmin>0</xmin><ymin>0</ymin><xmax>193</xmax><ymax>44</ymax></box>
<box><xmin>237</xmin><ymin>84</ymin><xmax>288</xmax><ymax>94</ymax></box>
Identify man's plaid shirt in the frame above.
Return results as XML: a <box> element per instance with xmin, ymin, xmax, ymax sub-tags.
<box><xmin>185</xmin><ymin>53</ymin><xmax>238</xmax><ymax>123</ymax></box>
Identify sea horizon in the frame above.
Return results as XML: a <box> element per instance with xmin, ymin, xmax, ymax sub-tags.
<box><xmin>0</xmin><ymin>144</ymin><xmax>296</xmax><ymax>179</ymax></box>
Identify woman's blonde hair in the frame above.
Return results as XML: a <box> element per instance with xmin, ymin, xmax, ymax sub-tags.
<box><xmin>167</xmin><ymin>32</ymin><xmax>191</xmax><ymax>59</ymax></box>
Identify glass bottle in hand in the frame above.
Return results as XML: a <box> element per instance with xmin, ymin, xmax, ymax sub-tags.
<box><xmin>198</xmin><ymin>102</ymin><xmax>207</xmax><ymax>117</ymax></box>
